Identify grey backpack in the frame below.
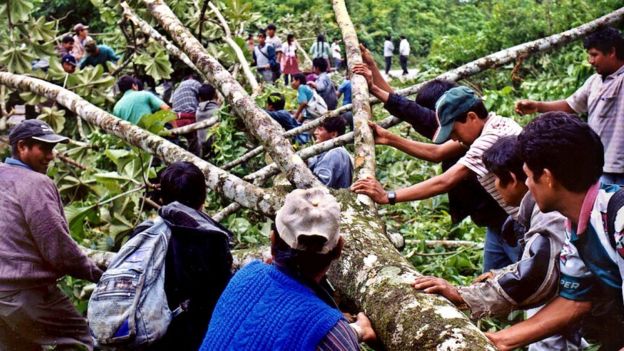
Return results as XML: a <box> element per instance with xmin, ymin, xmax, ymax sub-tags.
<box><xmin>88</xmin><ymin>217</ymin><xmax>172</xmax><ymax>348</ymax></box>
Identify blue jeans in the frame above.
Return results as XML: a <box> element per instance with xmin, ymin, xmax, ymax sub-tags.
<box><xmin>483</xmin><ymin>226</ymin><xmax>522</xmax><ymax>273</ymax></box>
<box><xmin>601</xmin><ymin>172</ymin><xmax>624</xmax><ymax>186</ymax></box>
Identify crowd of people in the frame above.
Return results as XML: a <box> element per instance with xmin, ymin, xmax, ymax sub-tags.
<box><xmin>1</xmin><ymin>14</ymin><xmax>624</xmax><ymax>351</ymax></box>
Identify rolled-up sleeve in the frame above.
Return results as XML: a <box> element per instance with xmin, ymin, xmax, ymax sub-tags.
<box><xmin>384</xmin><ymin>93</ymin><xmax>437</xmax><ymax>139</ymax></box>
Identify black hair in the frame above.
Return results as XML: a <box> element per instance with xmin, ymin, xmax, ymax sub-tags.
<box><xmin>385</xmin><ymin>35</ymin><xmax>391</xmax><ymax>41</ymax></box>
<box><xmin>317</xmin><ymin>34</ymin><xmax>325</xmax><ymax>43</ymax></box>
<box><xmin>267</xmin><ymin>92</ymin><xmax>285</xmax><ymax>110</ymax></box>
<box><xmin>198</xmin><ymin>84</ymin><xmax>216</xmax><ymax>101</ymax></box>
<box><xmin>518</xmin><ymin>112</ymin><xmax>603</xmax><ymax>193</ymax></box>
<box><xmin>257</xmin><ymin>29</ymin><xmax>266</xmax><ymax>38</ymax></box>
<box><xmin>266</xmin><ymin>23</ymin><xmax>276</xmax><ymax>31</ymax></box>
<box><xmin>482</xmin><ymin>136</ymin><xmax>527</xmax><ymax>186</ymax></box>
<box><xmin>159</xmin><ymin>161</ymin><xmax>207</xmax><ymax>209</ymax></box>
<box><xmin>583</xmin><ymin>26</ymin><xmax>624</xmax><ymax>60</ymax></box>
<box><xmin>134</xmin><ymin>78</ymin><xmax>144</xmax><ymax>91</ymax></box>
<box><xmin>62</xmin><ymin>35</ymin><xmax>74</xmax><ymax>44</ymax></box>
<box><xmin>415</xmin><ymin>79</ymin><xmax>458</xmax><ymax>110</ymax></box>
<box><xmin>10</xmin><ymin>138</ymin><xmax>38</xmax><ymax>157</ymax></box>
<box><xmin>117</xmin><ymin>75</ymin><xmax>136</xmax><ymax>93</ymax></box>
<box><xmin>312</xmin><ymin>57</ymin><xmax>328</xmax><ymax>72</ymax></box>
<box><xmin>400</xmin><ymin>35</ymin><xmax>406</xmax><ymax>39</ymax></box>
<box><xmin>293</xmin><ymin>73</ymin><xmax>307</xmax><ymax>85</ymax></box>
<box><xmin>321</xmin><ymin>116</ymin><xmax>347</xmax><ymax>136</ymax></box>
<box><xmin>271</xmin><ymin>223</ymin><xmax>340</xmax><ymax>282</ymax></box>
<box><xmin>287</xmin><ymin>33</ymin><xmax>295</xmax><ymax>44</ymax></box>
<box><xmin>455</xmin><ymin>99</ymin><xmax>489</xmax><ymax>123</ymax></box>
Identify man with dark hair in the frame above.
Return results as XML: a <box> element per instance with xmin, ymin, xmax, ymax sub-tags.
<box><xmin>79</xmin><ymin>39</ymin><xmax>119</xmax><ymax>70</ymax></box>
<box><xmin>264</xmin><ymin>92</ymin><xmax>307</xmax><ymax>144</ymax></box>
<box><xmin>265</xmin><ymin>23</ymin><xmax>283</xmax><ymax>65</ymax></box>
<box><xmin>171</xmin><ymin>73</ymin><xmax>203</xmax><ymax>156</ymax></box>
<box><xmin>71</xmin><ymin>23</ymin><xmax>92</xmax><ymax>61</ymax></box>
<box><xmin>353</xmin><ymin>52</ymin><xmax>510</xmax><ymax>272</ymax></box>
<box><xmin>113</xmin><ymin>75</ymin><xmax>170</xmax><ymax>125</ymax></box>
<box><xmin>309</xmin><ymin>57</ymin><xmax>338</xmax><ymax>110</ymax></box>
<box><xmin>486</xmin><ymin>112</ymin><xmax>624</xmax><ymax>351</ymax></box>
<box><xmin>413</xmin><ymin>136</ymin><xmax>582</xmax><ymax>351</ymax></box>
<box><xmin>309</xmin><ymin>116</ymin><xmax>352</xmax><ymax>189</ymax></box>
<box><xmin>122</xmin><ymin>161</ymin><xmax>232</xmax><ymax>350</ymax></box>
<box><xmin>57</xmin><ymin>35</ymin><xmax>75</xmax><ymax>57</ymax></box>
<box><xmin>383</xmin><ymin>35</ymin><xmax>394</xmax><ymax>75</ymax></box>
<box><xmin>516</xmin><ymin>26</ymin><xmax>624</xmax><ymax>185</ymax></box>
<box><xmin>201</xmin><ymin>188</ymin><xmax>376</xmax><ymax>350</ymax></box>
<box><xmin>196</xmin><ymin>83</ymin><xmax>219</xmax><ymax>156</ymax></box>
<box><xmin>0</xmin><ymin>120</ymin><xmax>103</xmax><ymax>350</ymax></box>
<box><xmin>353</xmin><ymin>86</ymin><xmax>524</xmax><ymax>271</ymax></box>
<box><xmin>399</xmin><ymin>35</ymin><xmax>410</xmax><ymax>75</ymax></box>
<box><xmin>253</xmin><ymin>30</ymin><xmax>277</xmax><ymax>83</ymax></box>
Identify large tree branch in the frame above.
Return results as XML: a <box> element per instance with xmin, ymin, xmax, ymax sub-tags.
<box><xmin>120</xmin><ymin>2</ymin><xmax>207</xmax><ymax>80</ymax></box>
<box><xmin>332</xmin><ymin>0</ymin><xmax>376</xmax><ymax>207</ymax></box>
<box><xmin>207</xmin><ymin>1</ymin><xmax>259</xmax><ymax>93</ymax></box>
<box><xmin>141</xmin><ymin>0</ymin><xmax>321</xmax><ymax>190</ymax></box>
<box><xmin>168</xmin><ymin>115</ymin><xmax>219</xmax><ymax>135</ymax></box>
<box><xmin>0</xmin><ymin>72</ymin><xmax>281</xmax><ymax>216</ymax></box>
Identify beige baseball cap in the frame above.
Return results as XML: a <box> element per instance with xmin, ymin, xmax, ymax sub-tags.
<box><xmin>275</xmin><ymin>187</ymin><xmax>341</xmax><ymax>254</ymax></box>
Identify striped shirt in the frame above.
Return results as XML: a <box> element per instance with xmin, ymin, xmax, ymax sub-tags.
<box><xmin>457</xmin><ymin>113</ymin><xmax>522</xmax><ymax>217</ymax></box>
<box><xmin>171</xmin><ymin>79</ymin><xmax>202</xmax><ymax>113</ymax></box>
<box><xmin>566</xmin><ymin>64</ymin><xmax>624</xmax><ymax>174</ymax></box>
<box><xmin>317</xmin><ymin>319</ymin><xmax>360</xmax><ymax>351</ymax></box>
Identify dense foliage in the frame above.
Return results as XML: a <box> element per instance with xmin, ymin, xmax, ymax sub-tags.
<box><xmin>0</xmin><ymin>0</ymin><xmax>621</xmax><ymax>343</ymax></box>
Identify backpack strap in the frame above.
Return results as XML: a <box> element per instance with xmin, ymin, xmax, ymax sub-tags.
<box><xmin>607</xmin><ymin>189</ymin><xmax>624</xmax><ymax>248</ymax></box>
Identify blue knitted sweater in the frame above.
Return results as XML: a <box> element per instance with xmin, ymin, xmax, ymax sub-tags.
<box><xmin>200</xmin><ymin>261</ymin><xmax>343</xmax><ymax>351</ymax></box>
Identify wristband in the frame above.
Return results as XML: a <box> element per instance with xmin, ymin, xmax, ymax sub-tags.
<box><xmin>386</xmin><ymin>191</ymin><xmax>396</xmax><ymax>205</ymax></box>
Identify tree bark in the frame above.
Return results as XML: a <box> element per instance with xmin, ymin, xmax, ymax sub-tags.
<box><xmin>206</xmin><ymin>1</ymin><xmax>260</xmax><ymax>93</ymax></box>
<box><xmin>141</xmin><ymin>0</ymin><xmax>322</xmax><ymax>190</ymax></box>
<box><xmin>0</xmin><ymin>72</ymin><xmax>281</xmax><ymax>216</ymax></box>
<box><xmin>168</xmin><ymin>115</ymin><xmax>219</xmax><ymax>135</ymax></box>
<box><xmin>332</xmin><ymin>0</ymin><xmax>376</xmax><ymax>207</ymax></box>
<box><xmin>120</xmin><ymin>2</ymin><xmax>206</xmax><ymax>81</ymax></box>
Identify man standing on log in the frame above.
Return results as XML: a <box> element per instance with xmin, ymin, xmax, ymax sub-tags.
<box><xmin>113</xmin><ymin>75</ymin><xmax>170</xmax><ymax>125</ymax></box>
<box><xmin>200</xmin><ymin>188</ymin><xmax>376</xmax><ymax>350</ymax></box>
<box><xmin>486</xmin><ymin>112</ymin><xmax>624</xmax><ymax>350</ymax></box>
<box><xmin>515</xmin><ymin>27</ymin><xmax>624</xmax><ymax>185</ymax></box>
<box><xmin>171</xmin><ymin>72</ymin><xmax>203</xmax><ymax>156</ymax></box>
<box><xmin>0</xmin><ymin>120</ymin><xmax>103</xmax><ymax>350</ymax></box>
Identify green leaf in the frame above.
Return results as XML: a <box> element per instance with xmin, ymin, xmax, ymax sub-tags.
<box><xmin>0</xmin><ymin>0</ymin><xmax>34</xmax><ymax>23</ymax></box>
<box><xmin>134</xmin><ymin>50</ymin><xmax>173</xmax><ymax>81</ymax></box>
<box><xmin>37</xmin><ymin>106</ymin><xmax>66</xmax><ymax>133</ymax></box>
<box><xmin>64</xmin><ymin>204</ymin><xmax>97</xmax><ymax>238</ymax></box>
<box><xmin>0</xmin><ymin>47</ymin><xmax>35</xmax><ymax>74</ymax></box>
<box><xmin>138</xmin><ymin>109</ymin><xmax>176</xmax><ymax>135</ymax></box>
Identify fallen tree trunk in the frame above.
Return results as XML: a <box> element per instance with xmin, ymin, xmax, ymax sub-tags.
<box><xmin>0</xmin><ymin>72</ymin><xmax>281</xmax><ymax>216</ymax></box>
<box><xmin>141</xmin><ymin>0</ymin><xmax>322</xmax><ymax>190</ymax></box>
<box><xmin>332</xmin><ymin>0</ymin><xmax>376</xmax><ymax>207</ymax></box>
<box><xmin>168</xmin><ymin>115</ymin><xmax>219</xmax><ymax>135</ymax></box>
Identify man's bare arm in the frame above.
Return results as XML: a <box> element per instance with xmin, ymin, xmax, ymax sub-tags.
<box><xmin>515</xmin><ymin>99</ymin><xmax>574</xmax><ymax>115</ymax></box>
<box><xmin>485</xmin><ymin>297</ymin><xmax>591</xmax><ymax>351</ymax></box>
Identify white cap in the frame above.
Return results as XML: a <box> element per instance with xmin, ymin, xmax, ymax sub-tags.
<box><xmin>275</xmin><ymin>187</ymin><xmax>341</xmax><ymax>254</ymax></box>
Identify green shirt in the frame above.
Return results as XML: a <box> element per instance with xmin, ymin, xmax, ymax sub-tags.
<box><xmin>113</xmin><ymin>90</ymin><xmax>165</xmax><ymax>125</ymax></box>
<box><xmin>79</xmin><ymin>45</ymin><xmax>119</xmax><ymax>69</ymax></box>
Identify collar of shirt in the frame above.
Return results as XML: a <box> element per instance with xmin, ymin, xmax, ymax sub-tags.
<box><xmin>566</xmin><ymin>181</ymin><xmax>600</xmax><ymax>234</ymax></box>
<box><xmin>601</xmin><ymin>63</ymin><xmax>624</xmax><ymax>82</ymax></box>
<box><xmin>4</xmin><ymin>157</ymin><xmax>32</xmax><ymax>171</ymax></box>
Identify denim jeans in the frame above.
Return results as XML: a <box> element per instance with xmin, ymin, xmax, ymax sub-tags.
<box><xmin>601</xmin><ymin>172</ymin><xmax>624</xmax><ymax>186</ymax></box>
<box><xmin>483</xmin><ymin>226</ymin><xmax>522</xmax><ymax>273</ymax></box>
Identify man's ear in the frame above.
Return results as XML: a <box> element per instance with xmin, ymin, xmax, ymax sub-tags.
<box><xmin>508</xmin><ymin>172</ymin><xmax>518</xmax><ymax>187</ymax></box>
<box><xmin>542</xmin><ymin>168</ymin><xmax>555</xmax><ymax>188</ymax></box>
<box><xmin>467</xmin><ymin>111</ymin><xmax>479</xmax><ymax>122</ymax></box>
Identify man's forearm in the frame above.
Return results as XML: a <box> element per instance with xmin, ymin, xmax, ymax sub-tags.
<box><xmin>370</xmin><ymin>85</ymin><xmax>391</xmax><ymax>104</ymax></box>
<box><xmin>387</xmin><ymin>134</ymin><xmax>463</xmax><ymax>163</ymax></box>
<box><xmin>487</xmin><ymin>297</ymin><xmax>591</xmax><ymax>350</ymax></box>
<box><xmin>536</xmin><ymin>100</ymin><xmax>574</xmax><ymax>113</ymax></box>
<box><xmin>370</xmin><ymin>63</ymin><xmax>393</xmax><ymax>93</ymax></box>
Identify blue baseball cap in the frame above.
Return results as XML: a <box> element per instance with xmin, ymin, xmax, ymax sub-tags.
<box><xmin>433</xmin><ymin>86</ymin><xmax>480</xmax><ymax>144</ymax></box>
<box><xmin>61</xmin><ymin>54</ymin><xmax>77</xmax><ymax>66</ymax></box>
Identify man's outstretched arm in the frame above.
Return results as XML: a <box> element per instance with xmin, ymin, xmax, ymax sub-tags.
<box><xmin>485</xmin><ymin>297</ymin><xmax>591</xmax><ymax>351</ymax></box>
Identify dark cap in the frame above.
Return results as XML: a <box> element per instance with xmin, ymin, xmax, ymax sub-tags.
<box><xmin>9</xmin><ymin>120</ymin><xmax>69</xmax><ymax>145</ymax></box>
<box><xmin>433</xmin><ymin>86</ymin><xmax>480</xmax><ymax>144</ymax></box>
<box><xmin>61</xmin><ymin>54</ymin><xmax>77</xmax><ymax>66</ymax></box>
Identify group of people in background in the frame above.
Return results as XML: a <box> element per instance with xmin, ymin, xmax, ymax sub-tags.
<box><xmin>55</xmin><ymin>23</ymin><xmax>119</xmax><ymax>75</ymax></box>
<box><xmin>383</xmin><ymin>35</ymin><xmax>410</xmax><ymax>76</ymax></box>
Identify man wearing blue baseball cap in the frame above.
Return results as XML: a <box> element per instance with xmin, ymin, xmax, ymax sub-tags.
<box><xmin>61</xmin><ymin>54</ymin><xmax>77</xmax><ymax>74</ymax></box>
<box><xmin>0</xmin><ymin>120</ymin><xmax>102</xmax><ymax>350</ymax></box>
<box><xmin>352</xmin><ymin>86</ymin><xmax>523</xmax><ymax>272</ymax></box>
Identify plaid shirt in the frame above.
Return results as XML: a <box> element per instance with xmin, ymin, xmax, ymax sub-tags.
<box><xmin>567</xmin><ymin>65</ymin><xmax>624</xmax><ymax>173</ymax></box>
<box><xmin>171</xmin><ymin>79</ymin><xmax>202</xmax><ymax>113</ymax></box>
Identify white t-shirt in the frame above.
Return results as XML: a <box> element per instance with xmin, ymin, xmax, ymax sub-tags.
<box><xmin>266</xmin><ymin>35</ymin><xmax>282</xmax><ymax>53</ymax></box>
<box><xmin>383</xmin><ymin>40</ymin><xmax>394</xmax><ymax>57</ymax></box>
<box><xmin>331</xmin><ymin>43</ymin><xmax>341</xmax><ymax>59</ymax></box>
<box><xmin>457</xmin><ymin>113</ymin><xmax>523</xmax><ymax>217</ymax></box>
<box><xmin>282</xmin><ymin>42</ymin><xmax>297</xmax><ymax>57</ymax></box>
<box><xmin>399</xmin><ymin>39</ymin><xmax>410</xmax><ymax>56</ymax></box>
